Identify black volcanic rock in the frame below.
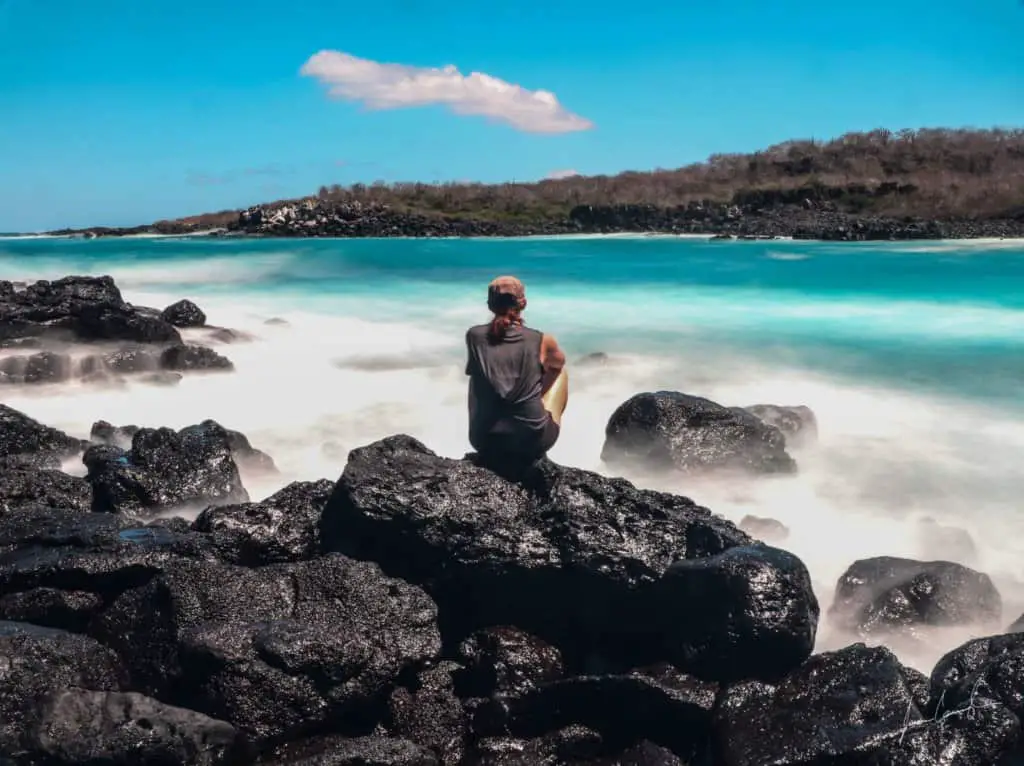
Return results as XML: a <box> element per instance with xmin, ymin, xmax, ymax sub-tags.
<box><xmin>0</xmin><ymin>621</ymin><xmax>128</xmax><ymax>758</ymax></box>
<box><xmin>712</xmin><ymin>643</ymin><xmax>1020</xmax><ymax>766</ymax></box>
<box><xmin>472</xmin><ymin>663</ymin><xmax>718</xmax><ymax>763</ymax></box>
<box><xmin>160</xmin><ymin>342</ymin><xmax>234</xmax><ymax>371</ymax></box>
<box><xmin>0</xmin><ymin>404</ymin><xmax>86</xmax><ymax>467</ymax></box>
<box><xmin>84</xmin><ymin>420</ymin><xmax>250</xmax><ymax>516</ymax></box>
<box><xmin>103</xmin><ymin>347</ymin><xmax>161</xmax><ymax>374</ymax></box>
<box><xmin>192</xmin><ymin>479</ymin><xmax>333</xmax><ymax>565</ymax></box>
<box><xmin>601</xmin><ymin>391</ymin><xmax>797</xmax><ymax>476</ymax></box>
<box><xmin>27</xmin><ymin>689</ymin><xmax>246</xmax><ymax>765</ymax></box>
<box><xmin>161</xmin><ymin>298</ymin><xmax>207</xmax><ymax>327</ymax></box>
<box><xmin>930</xmin><ymin>632</ymin><xmax>1024</xmax><ymax>721</ymax></box>
<box><xmin>256</xmin><ymin>735</ymin><xmax>439</xmax><ymax>765</ymax></box>
<box><xmin>320</xmin><ymin>435</ymin><xmax>816</xmax><ymax>679</ymax></box>
<box><xmin>455</xmin><ymin>627</ymin><xmax>565</xmax><ymax>699</ymax></box>
<box><xmin>0</xmin><ymin>350</ymin><xmax>73</xmax><ymax>384</ymax></box>
<box><xmin>0</xmin><ymin>275</ymin><xmax>181</xmax><ymax>344</ymax></box>
<box><xmin>386</xmin><ymin>661</ymin><xmax>468</xmax><ymax>763</ymax></box>
<box><xmin>0</xmin><ymin>467</ymin><xmax>92</xmax><ymax>515</ymax></box>
<box><xmin>828</xmin><ymin>556</ymin><xmax>1002</xmax><ymax>638</ymax></box>
<box><xmin>93</xmin><ymin>554</ymin><xmax>441</xmax><ymax>746</ymax></box>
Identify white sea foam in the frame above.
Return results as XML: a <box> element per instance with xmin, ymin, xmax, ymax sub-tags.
<box><xmin>3</xmin><ymin>254</ymin><xmax>1024</xmax><ymax>674</ymax></box>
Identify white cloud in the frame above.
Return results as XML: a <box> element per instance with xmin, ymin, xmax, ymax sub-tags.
<box><xmin>300</xmin><ymin>50</ymin><xmax>593</xmax><ymax>134</ymax></box>
<box><xmin>545</xmin><ymin>168</ymin><xmax>581</xmax><ymax>180</ymax></box>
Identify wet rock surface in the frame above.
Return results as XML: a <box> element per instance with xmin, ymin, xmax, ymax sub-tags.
<box><xmin>3</xmin><ymin>397</ymin><xmax>1024</xmax><ymax>764</ymax></box>
<box><xmin>829</xmin><ymin>556</ymin><xmax>1003</xmax><ymax>639</ymax></box>
<box><xmin>0</xmin><ymin>276</ymin><xmax>233</xmax><ymax>386</ymax></box>
<box><xmin>742</xmin><ymin>403</ymin><xmax>818</xmax><ymax>448</ymax></box>
<box><xmin>84</xmin><ymin>420</ymin><xmax>251</xmax><ymax>516</ymax></box>
<box><xmin>601</xmin><ymin>391</ymin><xmax>797</xmax><ymax>476</ymax></box>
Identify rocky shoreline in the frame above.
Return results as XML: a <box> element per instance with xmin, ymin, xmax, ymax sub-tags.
<box><xmin>2</xmin><ymin>275</ymin><xmax>1024</xmax><ymax>764</ymax></box>
<box><xmin>43</xmin><ymin>196</ymin><xmax>1024</xmax><ymax>242</ymax></box>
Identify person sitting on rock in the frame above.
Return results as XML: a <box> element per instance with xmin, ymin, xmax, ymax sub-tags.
<box><xmin>465</xmin><ymin>275</ymin><xmax>568</xmax><ymax>465</ymax></box>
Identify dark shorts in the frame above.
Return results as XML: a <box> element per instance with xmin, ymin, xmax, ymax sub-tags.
<box><xmin>474</xmin><ymin>414</ymin><xmax>560</xmax><ymax>462</ymax></box>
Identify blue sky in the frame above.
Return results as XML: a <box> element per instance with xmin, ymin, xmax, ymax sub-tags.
<box><xmin>1</xmin><ymin>0</ymin><xmax>1022</xmax><ymax>231</ymax></box>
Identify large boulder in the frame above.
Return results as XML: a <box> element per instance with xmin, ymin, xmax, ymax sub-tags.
<box><xmin>0</xmin><ymin>403</ymin><xmax>87</xmax><ymax>466</ymax></box>
<box><xmin>84</xmin><ymin>420</ymin><xmax>250</xmax><ymax>516</ymax></box>
<box><xmin>321</xmin><ymin>435</ymin><xmax>816</xmax><ymax>679</ymax></box>
<box><xmin>191</xmin><ymin>479</ymin><xmax>333</xmax><ymax>565</ymax></box>
<box><xmin>828</xmin><ymin>557</ymin><xmax>1002</xmax><ymax>639</ymax></box>
<box><xmin>601</xmin><ymin>392</ymin><xmax>797</xmax><ymax>476</ymax></box>
<box><xmin>161</xmin><ymin>298</ymin><xmax>207</xmax><ymax>328</ymax></box>
<box><xmin>27</xmin><ymin>689</ymin><xmax>247</xmax><ymax>765</ymax></box>
<box><xmin>0</xmin><ymin>621</ymin><xmax>128</xmax><ymax>757</ymax></box>
<box><xmin>930</xmin><ymin>632</ymin><xmax>1024</xmax><ymax>722</ymax></box>
<box><xmin>712</xmin><ymin>643</ymin><xmax>1020</xmax><ymax>765</ymax></box>
<box><xmin>93</xmin><ymin>554</ymin><xmax>442</xmax><ymax>746</ymax></box>
<box><xmin>0</xmin><ymin>276</ymin><xmax>181</xmax><ymax>345</ymax></box>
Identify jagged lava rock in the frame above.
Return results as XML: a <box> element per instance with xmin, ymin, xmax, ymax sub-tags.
<box><xmin>28</xmin><ymin>689</ymin><xmax>247</xmax><ymax>765</ymax></box>
<box><xmin>256</xmin><ymin>735</ymin><xmax>439</xmax><ymax>765</ymax></box>
<box><xmin>473</xmin><ymin>663</ymin><xmax>717</xmax><ymax>763</ymax></box>
<box><xmin>930</xmin><ymin>632</ymin><xmax>1024</xmax><ymax>721</ymax></box>
<box><xmin>829</xmin><ymin>556</ymin><xmax>1002</xmax><ymax>638</ymax></box>
<box><xmin>386</xmin><ymin>661</ymin><xmax>468</xmax><ymax>763</ymax></box>
<box><xmin>0</xmin><ymin>508</ymin><xmax>229</xmax><ymax>631</ymax></box>
<box><xmin>321</xmin><ymin>435</ymin><xmax>816</xmax><ymax>679</ymax></box>
<box><xmin>93</xmin><ymin>554</ymin><xmax>441</xmax><ymax>746</ymax></box>
<box><xmin>161</xmin><ymin>298</ymin><xmax>207</xmax><ymax>328</ymax></box>
<box><xmin>0</xmin><ymin>403</ymin><xmax>87</xmax><ymax>465</ymax></box>
<box><xmin>713</xmin><ymin>643</ymin><xmax>1020</xmax><ymax>766</ymax></box>
<box><xmin>0</xmin><ymin>621</ymin><xmax>128</xmax><ymax>757</ymax></box>
<box><xmin>160</xmin><ymin>342</ymin><xmax>234</xmax><ymax>371</ymax></box>
<box><xmin>474</xmin><ymin>725</ymin><xmax>683</xmax><ymax>765</ymax></box>
<box><xmin>742</xmin><ymin>404</ymin><xmax>818</xmax><ymax>448</ymax></box>
<box><xmin>0</xmin><ymin>466</ymin><xmax>92</xmax><ymax>515</ymax></box>
<box><xmin>84</xmin><ymin>420</ymin><xmax>250</xmax><ymax>516</ymax></box>
<box><xmin>191</xmin><ymin>479</ymin><xmax>333</xmax><ymax>565</ymax></box>
<box><xmin>455</xmin><ymin>626</ymin><xmax>565</xmax><ymax>698</ymax></box>
<box><xmin>0</xmin><ymin>275</ymin><xmax>181</xmax><ymax>344</ymax></box>
<box><xmin>601</xmin><ymin>391</ymin><xmax>797</xmax><ymax>475</ymax></box>
<box><xmin>647</xmin><ymin>543</ymin><xmax>819</xmax><ymax>682</ymax></box>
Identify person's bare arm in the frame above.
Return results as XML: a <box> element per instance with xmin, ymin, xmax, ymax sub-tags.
<box><xmin>540</xmin><ymin>333</ymin><xmax>566</xmax><ymax>394</ymax></box>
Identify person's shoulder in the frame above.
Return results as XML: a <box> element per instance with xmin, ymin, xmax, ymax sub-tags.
<box><xmin>466</xmin><ymin>324</ymin><xmax>489</xmax><ymax>342</ymax></box>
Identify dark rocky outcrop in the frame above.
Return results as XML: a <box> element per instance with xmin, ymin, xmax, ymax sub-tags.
<box><xmin>161</xmin><ymin>298</ymin><xmax>207</xmax><ymax>328</ymax></box>
<box><xmin>712</xmin><ymin>642</ymin><xmax>1020</xmax><ymax>766</ymax></box>
<box><xmin>829</xmin><ymin>556</ymin><xmax>1002</xmax><ymax>639</ymax></box>
<box><xmin>386</xmin><ymin>661</ymin><xmax>468</xmax><ymax>763</ymax></box>
<box><xmin>742</xmin><ymin>404</ymin><xmax>818</xmax><ymax>448</ymax></box>
<box><xmin>192</xmin><ymin>479</ymin><xmax>333</xmax><ymax>565</ymax></box>
<box><xmin>0</xmin><ymin>467</ymin><xmax>92</xmax><ymax>515</ymax></box>
<box><xmin>601</xmin><ymin>391</ymin><xmax>797</xmax><ymax>476</ymax></box>
<box><xmin>930</xmin><ymin>632</ymin><xmax>1024</xmax><ymax>722</ymax></box>
<box><xmin>257</xmin><ymin>735</ymin><xmax>439</xmax><ymax>765</ymax></box>
<box><xmin>28</xmin><ymin>689</ymin><xmax>247</xmax><ymax>765</ymax></box>
<box><xmin>454</xmin><ymin>627</ymin><xmax>565</xmax><ymax>698</ymax></box>
<box><xmin>84</xmin><ymin>421</ymin><xmax>250</xmax><ymax>516</ymax></box>
<box><xmin>472</xmin><ymin>663</ymin><xmax>718</xmax><ymax>763</ymax></box>
<box><xmin>0</xmin><ymin>403</ymin><xmax>86</xmax><ymax>467</ymax></box>
<box><xmin>0</xmin><ymin>621</ymin><xmax>128</xmax><ymax>757</ymax></box>
<box><xmin>321</xmin><ymin>435</ymin><xmax>816</xmax><ymax>679</ymax></box>
<box><xmin>93</xmin><ymin>555</ymin><xmax>442</xmax><ymax>746</ymax></box>
<box><xmin>472</xmin><ymin>725</ymin><xmax>684</xmax><ymax>765</ymax></box>
<box><xmin>160</xmin><ymin>342</ymin><xmax>234</xmax><ymax>372</ymax></box>
<box><xmin>0</xmin><ymin>275</ymin><xmax>181</xmax><ymax>345</ymax></box>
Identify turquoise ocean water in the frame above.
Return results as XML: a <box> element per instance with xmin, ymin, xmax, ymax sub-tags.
<box><xmin>2</xmin><ymin>233</ymin><xmax>1023</xmax><ymax>669</ymax></box>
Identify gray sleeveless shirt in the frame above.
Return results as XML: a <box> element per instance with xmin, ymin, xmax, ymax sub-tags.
<box><xmin>465</xmin><ymin>323</ymin><xmax>548</xmax><ymax>450</ymax></box>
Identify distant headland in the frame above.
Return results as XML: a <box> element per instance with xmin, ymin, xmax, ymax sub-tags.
<box><xmin>44</xmin><ymin>127</ymin><xmax>1024</xmax><ymax>241</ymax></box>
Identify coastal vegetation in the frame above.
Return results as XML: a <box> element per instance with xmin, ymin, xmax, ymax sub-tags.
<box><xmin>47</xmin><ymin>126</ymin><xmax>1024</xmax><ymax>239</ymax></box>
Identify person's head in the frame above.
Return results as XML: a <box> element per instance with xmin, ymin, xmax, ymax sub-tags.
<box><xmin>486</xmin><ymin>275</ymin><xmax>527</xmax><ymax>342</ymax></box>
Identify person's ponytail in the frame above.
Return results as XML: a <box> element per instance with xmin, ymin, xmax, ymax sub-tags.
<box><xmin>488</xmin><ymin>307</ymin><xmax>522</xmax><ymax>343</ymax></box>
